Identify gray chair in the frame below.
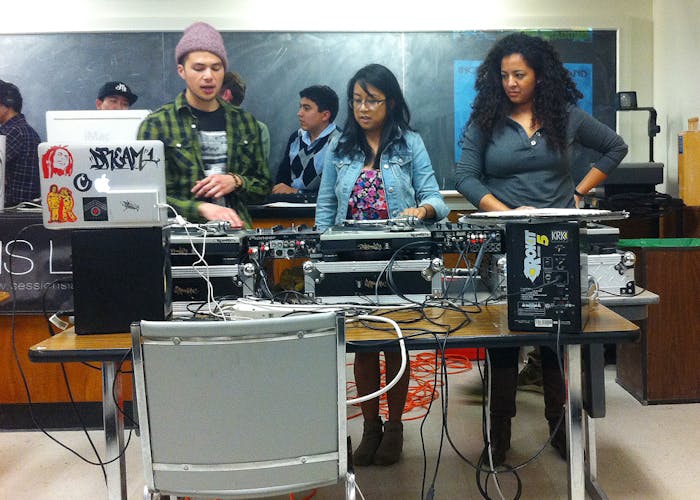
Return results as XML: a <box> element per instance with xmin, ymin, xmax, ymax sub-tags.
<box><xmin>131</xmin><ymin>311</ymin><xmax>354</xmax><ymax>499</ymax></box>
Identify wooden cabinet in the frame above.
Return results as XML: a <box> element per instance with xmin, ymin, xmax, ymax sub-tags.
<box><xmin>616</xmin><ymin>245</ymin><xmax>700</xmax><ymax>403</ymax></box>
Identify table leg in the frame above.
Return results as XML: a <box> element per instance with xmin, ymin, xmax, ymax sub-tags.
<box><xmin>565</xmin><ymin>344</ymin><xmax>585</xmax><ymax>500</ymax></box>
<box><xmin>584</xmin><ymin>414</ymin><xmax>608</xmax><ymax>500</ymax></box>
<box><xmin>102</xmin><ymin>361</ymin><xmax>127</xmax><ymax>500</ymax></box>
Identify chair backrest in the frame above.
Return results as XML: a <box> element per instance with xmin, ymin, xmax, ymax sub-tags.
<box><xmin>131</xmin><ymin>311</ymin><xmax>347</xmax><ymax>498</ymax></box>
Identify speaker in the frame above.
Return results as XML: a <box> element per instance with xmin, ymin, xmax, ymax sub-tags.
<box><xmin>71</xmin><ymin>227</ymin><xmax>171</xmax><ymax>334</ymax></box>
<box><xmin>505</xmin><ymin>221</ymin><xmax>589</xmax><ymax>333</ymax></box>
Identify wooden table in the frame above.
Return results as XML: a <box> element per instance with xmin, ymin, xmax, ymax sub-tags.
<box><xmin>30</xmin><ymin>330</ymin><xmax>132</xmax><ymax>500</ymax></box>
<box><xmin>30</xmin><ymin>304</ymin><xmax>639</xmax><ymax>500</ymax></box>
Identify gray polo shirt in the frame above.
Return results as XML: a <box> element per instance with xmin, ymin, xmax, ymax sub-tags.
<box><xmin>455</xmin><ymin>106</ymin><xmax>628</xmax><ymax>209</ymax></box>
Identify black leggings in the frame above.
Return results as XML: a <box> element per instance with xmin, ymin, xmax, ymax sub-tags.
<box><xmin>487</xmin><ymin>345</ymin><xmax>562</xmax><ymax>369</ymax></box>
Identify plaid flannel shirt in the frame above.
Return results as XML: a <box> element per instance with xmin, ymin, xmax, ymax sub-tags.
<box><xmin>1</xmin><ymin>114</ymin><xmax>41</xmax><ymax>207</ymax></box>
<box><xmin>137</xmin><ymin>92</ymin><xmax>271</xmax><ymax>226</ymax></box>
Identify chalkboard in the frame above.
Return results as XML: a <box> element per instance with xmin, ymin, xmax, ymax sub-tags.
<box><xmin>0</xmin><ymin>30</ymin><xmax>616</xmax><ymax>190</ymax></box>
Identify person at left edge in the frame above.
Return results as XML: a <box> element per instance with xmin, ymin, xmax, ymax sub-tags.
<box><xmin>137</xmin><ymin>21</ymin><xmax>271</xmax><ymax>228</ymax></box>
<box><xmin>315</xmin><ymin>63</ymin><xmax>449</xmax><ymax>467</ymax></box>
<box><xmin>0</xmin><ymin>80</ymin><xmax>41</xmax><ymax>207</ymax></box>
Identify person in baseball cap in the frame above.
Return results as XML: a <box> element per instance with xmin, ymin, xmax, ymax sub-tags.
<box><xmin>96</xmin><ymin>81</ymin><xmax>138</xmax><ymax>110</ymax></box>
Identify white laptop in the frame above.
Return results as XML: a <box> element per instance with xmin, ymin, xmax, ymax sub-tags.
<box><xmin>45</xmin><ymin>109</ymin><xmax>150</xmax><ymax>142</ymax></box>
<box><xmin>38</xmin><ymin>140</ymin><xmax>167</xmax><ymax>229</ymax></box>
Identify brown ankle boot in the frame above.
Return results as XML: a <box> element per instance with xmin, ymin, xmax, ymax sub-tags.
<box><xmin>353</xmin><ymin>418</ymin><xmax>383</xmax><ymax>466</ymax></box>
<box><xmin>483</xmin><ymin>359</ymin><xmax>518</xmax><ymax>466</ymax></box>
<box><xmin>543</xmin><ymin>367</ymin><xmax>567</xmax><ymax>460</ymax></box>
<box><xmin>373</xmin><ymin>420</ymin><xmax>403</xmax><ymax>466</ymax></box>
<box><xmin>482</xmin><ymin>417</ymin><xmax>511</xmax><ymax>467</ymax></box>
<box><xmin>548</xmin><ymin>418</ymin><xmax>567</xmax><ymax>460</ymax></box>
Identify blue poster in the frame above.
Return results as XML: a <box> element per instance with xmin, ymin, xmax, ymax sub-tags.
<box><xmin>453</xmin><ymin>61</ymin><xmax>593</xmax><ymax>162</ymax></box>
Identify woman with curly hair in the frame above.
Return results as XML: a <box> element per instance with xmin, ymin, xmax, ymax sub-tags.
<box><xmin>455</xmin><ymin>33</ymin><xmax>628</xmax><ymax>466</ymax></box>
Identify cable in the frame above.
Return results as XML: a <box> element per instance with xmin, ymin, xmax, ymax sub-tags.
<box><xmin>373</xmin><ymin>239</ymin><xmax>439</xmax><ymax>306</ymax></box>
<box><xmin>346</xmin><ymin>351</ymin><xmax>472</xmax><ymax>422</ymax></box>
<box><xmin>6</xmin><ymin>223</ymin><xmax>129</xmax><ymax>490</ymax></box>
<box><xmin>180</xmin><ymin>222</ymin><xmax>228</xmax><ymax>321</ymax></box>
<box><xmin>345</xmin><ymin>314</ymin><xmax>407</xmax><ymax>405</ymax></box>
<box><xmin>480</xmin><ymin>350</ymin><xmax>507</xmax><ymax>500</ymax></box>
<box><xmin>459</xmin><ymin>234</ymin><xmax>496</xmax><ymax>306</ymax></box>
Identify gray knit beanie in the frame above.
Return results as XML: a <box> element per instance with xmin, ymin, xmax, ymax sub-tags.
<box><xmin>175</xmin><ymin>22</ymin><xmax>228</xmax><ymax>69</ymax></box>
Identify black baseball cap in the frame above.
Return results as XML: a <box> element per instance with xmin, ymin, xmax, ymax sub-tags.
<box><xmin>97</xmin><ymin>81</ymin><xmax>138</xmax><ymax>105</ymax></box>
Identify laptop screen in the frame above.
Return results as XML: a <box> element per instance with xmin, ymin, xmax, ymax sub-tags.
<box><xmin>45</xmin><ymin>109</ymin><xmax>150</xmax><ymax>142</ymax></box>
<box><xmin>38</xmin><ymin>140</ymin><xmax>167</xmax><ymax>230</ymax></box>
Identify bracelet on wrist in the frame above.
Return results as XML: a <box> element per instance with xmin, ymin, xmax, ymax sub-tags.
<box><xmin>574</xmin><ymin>189</ymin><xmax>585</xmax><ymax>197</ymax></box>
<box><xmin>228</xmin><ymin>172</ymin><xmax>241</xmax><ymax>190</ymax></box>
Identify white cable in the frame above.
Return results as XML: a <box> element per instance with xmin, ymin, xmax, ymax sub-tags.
<box><xmin>158</xmin><ymin>202</ymin><xmax>188</xmax><ymax>226</ymax></box>
<box><xmin>346</xmin><ymin>314</ymin><xmax>407</xmax><ymax>406</ymax></box>
<box><xmin>484</xmin><ymin>350</ymin><xmax>506</xmax><ymax>500</ymax></box>
<box><xmin>160</xmin><ymin>203</ymin><xmax>227</xmax><ymax>320</ymax></box>
<box><xmin>229</xmin><ymin>297</ymin><xmax>416</xmax><ymax>315</ymax></box>
<box><xmin>184</xmin><ymin>225</ymin><xmax>227</xmax><ymax>321</ymax></box>
<box><xmin>355</xmin><ymin>480</ymin><xmax>366</xmax><ymax>500</ymax></box>
<box><xmin>215</xmin><ymin>300</ymin><xmax>410</xmax><ymax>406</ymax></box>
<box><xmin>588</xmin><ymin>275</ymin><xmax>601</xmax><ymax>308</ymax></box>
<box><xmin>484</xmin><ymin>350</ymin><xmax>494</xmax><ymax>469</ymax></box>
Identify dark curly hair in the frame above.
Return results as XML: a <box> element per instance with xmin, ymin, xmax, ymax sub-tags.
<box><xmin>468</xmin><ymin>32</ymin><xmax>582</xmax><ymax>153</ymax></box>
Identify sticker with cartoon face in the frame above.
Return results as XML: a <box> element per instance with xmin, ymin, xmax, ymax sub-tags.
<box><xmin>46</xmin><ymin>184</ymin><xmax>78</xmax><ymax>223</ymax></box>
<box><xmin>42</xmin><ymin>146</ymin><xmax>74</xmax><ymax>178</ymax></box>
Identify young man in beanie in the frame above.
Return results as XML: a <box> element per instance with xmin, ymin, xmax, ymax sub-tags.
<box><xmin>138</xmin><ymin>22</ymin><xmax>270</xmax><ymax>227</ymax></box>
<box><xmin>96</xmin><ymin>81</ymin><xmax>138</xmax><ymax>110</ymax></box>
<box><xmin>0</xmin><ymin>80</ymin><xmax>41</xmax><ymax>207</ymax></box>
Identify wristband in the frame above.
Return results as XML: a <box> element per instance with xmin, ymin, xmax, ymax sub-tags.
<box><xmin>574</xmin><ymin>189</ymin><xmax>585</xmax><ymax>197</ymax></box>
<box><xmin>228</xmin><ymin>172</ymin><xmax>242</xmax><ymax>190</ymax></box>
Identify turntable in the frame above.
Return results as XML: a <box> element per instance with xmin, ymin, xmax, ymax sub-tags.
<box><xmin>319</xmin><ymin>218</ymin><xmax>434</xmax><ymax>261</ymax></box>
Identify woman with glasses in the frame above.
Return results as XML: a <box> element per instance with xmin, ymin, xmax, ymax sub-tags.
<box><xmin>455</xmin><ymin>33</ymin><xmax>627</xmax><ymax>468</ymax></box>
<box><xmin>316</xmin><ymin>63</ymin><xmax>449</xmax><ymax>466</ymax></box>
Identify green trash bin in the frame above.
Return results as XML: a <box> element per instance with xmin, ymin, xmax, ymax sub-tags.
<box><xmin>618</xmin><ymin>238</ymin><xmax>700</xmax><ymax>248</ymax></box>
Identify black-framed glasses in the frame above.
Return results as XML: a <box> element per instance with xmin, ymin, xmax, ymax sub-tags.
<box><xmin>349</xmin><ymin>98</ymin><xmax>386</xmax><ymax>110</ymax></box>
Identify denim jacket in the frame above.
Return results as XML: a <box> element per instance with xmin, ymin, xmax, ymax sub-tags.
<box><xmin>315</xmin><ymin>129</ymin><xmax>449</xmax><ymax>231</ymax></box>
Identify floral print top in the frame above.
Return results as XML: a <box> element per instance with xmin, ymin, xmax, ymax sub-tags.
<box><xmin>345</xmin><ymin>168</ymin><xmax>389</xmax><ymax>221</ymax></box>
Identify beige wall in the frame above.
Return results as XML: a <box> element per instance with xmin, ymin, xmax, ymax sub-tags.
<box><xmin>4</xmin><ymin>0</ymin><xmax>663</xmax><ymax>188</ymax></box>
<box><xmin>653</xmin><ymin>0</ymin><xmax>700</xmax><ymax>196</ymax></box>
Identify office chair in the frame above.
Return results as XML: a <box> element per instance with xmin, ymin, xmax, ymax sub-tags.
<box><xmin>131</xmin><ymin>311</ymin><xmax>355</xmax><ymax>499</ymax></box>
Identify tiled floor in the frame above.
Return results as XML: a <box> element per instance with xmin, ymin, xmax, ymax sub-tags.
<box><xmin>1</xmin><ymin>362</ymin><xmax>699</xmax><ymax>499</ymax></box>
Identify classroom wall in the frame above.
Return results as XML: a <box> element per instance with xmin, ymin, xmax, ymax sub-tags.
<box><xmin>652</xmin><ymin>0</ymin><xmax>700</xmax><ymax>197</ymax></box>
<box><xmin>3</xmin><ymin>0</ymin><xmax>661</xmax><ymax>189</ymax></box>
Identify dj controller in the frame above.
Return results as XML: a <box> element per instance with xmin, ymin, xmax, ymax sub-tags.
<box><xmin>165</xmin><ymin>212</ymin><xmax>633</xmax><ymax>331</ymax></box>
